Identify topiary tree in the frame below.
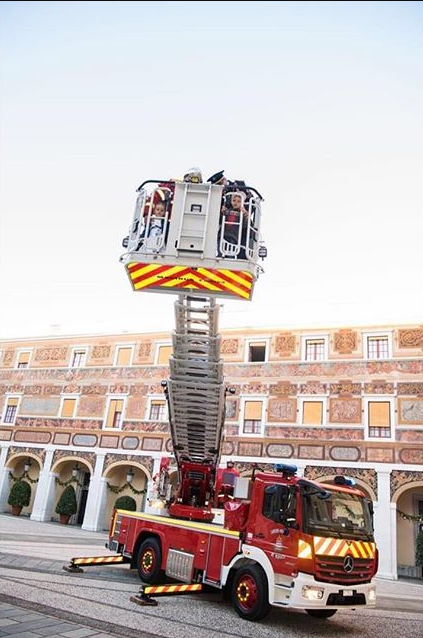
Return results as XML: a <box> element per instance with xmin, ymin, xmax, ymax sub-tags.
<box><xmin>416</xmin><ymin>529</ymin><xmax>423</xmax><ymax>567</ymax></box>
<box><xmin>55</xmin><ymin>485</ymin><xmax>78</xmax><ymax>516</ymax></box>
<box><xmin>114</xmin><ymin>495</ymin><xmax>136</xmax><ymax>511</ymax></box>
<box><xmin>8</xmin><ymin>480</ymin><xmax>31</xmax><ymax>508</ymax></box>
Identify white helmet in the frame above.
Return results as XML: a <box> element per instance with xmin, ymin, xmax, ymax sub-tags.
<box><xmin>183</xmin><ymin>167</ymin><xmax>203</xmax><ymax>183</ymax></box>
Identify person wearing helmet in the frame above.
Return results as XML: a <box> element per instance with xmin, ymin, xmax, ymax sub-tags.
<box><xmin>183</xmin><ymin>167</ymin><xmax>203</xmax><ymax>184</ymax></box>
<box><xmin>214</xmin><ymin>460</ymin><xmax>240</xmax><ymax>508</ymax></box>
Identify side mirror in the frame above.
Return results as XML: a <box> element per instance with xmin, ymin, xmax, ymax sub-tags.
<box><xmin>365</xmin><ymin>498</ymin><xmax>374</xmax><ymax>516</ymax></box>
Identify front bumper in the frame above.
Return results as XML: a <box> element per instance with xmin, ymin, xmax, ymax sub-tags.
<box><xmin>272</xmin><ymin>572</ymin><xmax>376</xmax><ymax>609</ymax></box>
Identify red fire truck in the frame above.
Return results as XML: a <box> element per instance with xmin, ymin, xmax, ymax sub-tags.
<box><xmin>109</xmin><ymin>468</ymin><xmax>377</xmax><ymax>621</ymax></box>
<box><xmin>75</xmin><ymin>172</ymin><xmax>378</xmax><ymax>621</ymax></box>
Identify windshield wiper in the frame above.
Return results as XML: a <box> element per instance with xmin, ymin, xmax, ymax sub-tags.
<box><xmin>306</xmin><ymin>523</ymin><xmax>344</xmax><ymax>538</ymax></box>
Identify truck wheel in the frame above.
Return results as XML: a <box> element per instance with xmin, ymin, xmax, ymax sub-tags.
<box><xmin>306</xmin><ymin>609</ymin><xmax>337</xmax><ymax>619</ymax></box>
<box><xmin>136</xmin><ymin>537</ymin><xmax>163</xmax><ymax>584</ymax></box>
<box><xmin>231</xmin><ymin>564</ymin><xmax>271</xmax><ymax>621</ymax></box>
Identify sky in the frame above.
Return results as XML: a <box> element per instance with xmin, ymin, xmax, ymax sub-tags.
<box><xmin>0</xmin><ymin>1</ymin><xmax>422</xmax><ymax>339</ymax></box>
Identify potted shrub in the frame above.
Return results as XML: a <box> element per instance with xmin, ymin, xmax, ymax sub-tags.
<box><xmin>114</xmin><ymin>495</ymin><xmax>136</xmax><ymax>511</ymax></box>
<box><xmin>55</xmin><ymin>485</ymin><xmax>78</xmax><ymax>524</ymax></box>
<box><xmin>8</xmin><ymin>480</ymin><xmax>31</xmax><ymax>516</ymax></box>
<box><xmin>416</xmin><ymin>529</ymin><xmax>423</xmax><ymax>577</ymax></box>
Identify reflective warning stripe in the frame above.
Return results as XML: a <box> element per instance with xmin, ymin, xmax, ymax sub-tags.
<box><xmin>126</xmin><ymin>263</ymin><xmax>253</xmax><ymax>300</ymax></box>
<box><xmin>144</xmin><ymin>584</ymin><xmax>202</xmax><ymax>595</ymax></box>
<box><xmin>313</xmin><ymin>537</ymin><xmax>375</xmax><ymax>559</ymax></box>
<box><xmin>115</xmin><ymin>509</ymin><xmax>240</xmax><ymax>538</ymax></box>
<box><xmin>298</xmin><ymin>539</ymin><xmax>312</xmax><ymax>559</ymax></box>
<box><xmin>72</xmin><ymin>556</ymin><xmax>125</xmax><ymax>565</ymax></box>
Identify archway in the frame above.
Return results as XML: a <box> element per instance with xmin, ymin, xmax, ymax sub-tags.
<box><xmin>393</xmin><ymin>481</ymin><xmax>423</xmax><ymax>579</ymax></box>
<box><xmin>103</xmin><ymin>462</ymin><xmax>150</xmax><ymax>529</ymax></box>
<box><xmin>51</xmin><ymin>457</ymin><xmax>92</xmax><ymax>525</ymax></box>
<box><xmin>4</xmin><ymin>454</ymin><xmax>41</xmax><ymax>517</ymax></box>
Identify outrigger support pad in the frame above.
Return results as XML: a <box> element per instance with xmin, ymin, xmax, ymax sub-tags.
<box><xmin>130</xmin><ymin>592</ymin><xmax>159</xmax><ymax>607</ymax></box>
<box><xmin>63</xmin><ymin>555</ymin><xmax>128</xmax><ymax>574</ymax></box>
<box><xmin>131</xmin><ymin>583</ymin><xmax>203</xmax><ymax>607</ymax></box>
<box><xmin>63</xmin><ymin>562</ymin><xmax>84</xmax><ymax>574</ymax></box>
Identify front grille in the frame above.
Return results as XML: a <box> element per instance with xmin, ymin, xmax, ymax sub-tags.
<box><xmin>327</xmin><ymin>592</ymin><xmax>366</xmax><ymax>606</ymax></box>
<box><xmin>315</xmin><ymin>556</ymin><xmax>373</xmax><ymax>585</ymax></box>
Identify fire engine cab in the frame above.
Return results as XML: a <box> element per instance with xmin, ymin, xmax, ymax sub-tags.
<box><xmin>70</xmin><ymin>170</ymin><xmax>378</xmax><ymax>622</ymax></box>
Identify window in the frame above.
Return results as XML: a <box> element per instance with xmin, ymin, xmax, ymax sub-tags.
<box><xmin>156</xmin><ymin>345</ymin><xmax>172</xmax><ymax>365</ymax></box>
<box><xmin>71</xmin><ymin>349</ymin><xmax>87</xmax><ymax>368</ymax></box>
<box><xmin>16</xmin><ymin>351</ymin><xmax>30</xmax><ymax>369</ymax></box>
<box><xmin>105</xmin><ymin>399</ymin><xmax>124</xmax><ymax>428</ymax></box>
<box><xmin>3</xmin><ymin>397</ymin><xmax>19</xmax><ymax>424</ymax></box>
<box><xmin>243</xmin><ymin>400</ymin><xmax>263</xmax><ymax>434</ymax></box>
<box><xmin>115</xmin><ymin>346</ymin><xmax>132</xmax><ymax>366</ymax></box>
<box><xmin>305</xmin><ymin>339</ymin><xmax>325</xmax><ymax>361</ymax></box>
<box><xmin>246</xmin><ymin>340</ymin><xmax>267</xmax><ymax>363</ymax></box>
<box><xmin>263</xmin><ymin>485</ymin><xmax>296</xmax><ymax>524</ymax></box>
<box><xmin>149</xmin><ymin>400</ymin><xmax>166</xmax><ymax>421</ymax></box>
<box><xmin>368</xmin><ymin>401</ymin><xmax>391</xmax><ymax>438</ymax></box>
<box><xmin>61</xmin><ymin>398</ymin><xmax>76</xmax><ymax>418</ymax></box>
<box><xmin>302</xmin><ymin>401</ymin><xmax>323</xmax><ymax>425</ymax></box>
<box><xmin>367</xmin><ymin>336</ymin><xmax>389</xmax><ymax>360</ymax></box>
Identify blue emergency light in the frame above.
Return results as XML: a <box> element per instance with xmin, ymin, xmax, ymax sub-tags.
<box><xmin>334</xmin><ymin>475</ymin><xmax>356</xmax><ymax>487</ymax></box>
<box><xmin>274</xmin><ymin>464</ymin><xmax>297</xmax><ymax>476</ymax></box>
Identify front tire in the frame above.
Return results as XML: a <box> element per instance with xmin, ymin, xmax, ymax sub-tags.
<box><xmin>306</xmin><ymin>609</ymin><xmax>337</xmax><ymax>619</ymax></box>
<box><xmin>231</xmin><ymin>564</ymin><xmax>271</xmax><ymax>621</ymax></box>
<box><xmin>136</xmin><ymin>537</ymin><xmax>163</xmax><ymax>583</ymax></box>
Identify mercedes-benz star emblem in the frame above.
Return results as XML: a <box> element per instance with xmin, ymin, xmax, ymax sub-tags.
<box><xmin>343</xmin><ymin>555</ymin><xmax>354</xmax><ymax>573</ymax></box>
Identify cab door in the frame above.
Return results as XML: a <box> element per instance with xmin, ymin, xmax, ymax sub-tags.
<box><xmin>249</xmin><ymin>484</ymin><xmax>299</xmax><ymax>578</ymax></box>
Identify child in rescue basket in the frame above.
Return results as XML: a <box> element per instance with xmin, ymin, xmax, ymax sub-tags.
<box><xmin>219</xmin><ymin>192</ymin><xmax>249</xmax><ymax>259</ymax></box>
<box><xmin>137</xmin><ymin>199</ymin><xmax>168</xmax><ymax>251</ymax></box>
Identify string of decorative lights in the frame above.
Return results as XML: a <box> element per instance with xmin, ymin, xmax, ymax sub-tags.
<box><xmin>9</xmin><ymin>459</ymin><xmax>39</xmax><ymax>484</ymax></box>
<box><xmin>106</xmin><ymin>467</ymin><xmax>147</xmax><ymax>495</ymax></box>
<box><xmin>397</xmin><ymin>509</ymin><xmax>423</xmax><ymax>522</ymax></box>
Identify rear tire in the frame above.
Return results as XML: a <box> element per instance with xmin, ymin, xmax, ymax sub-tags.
<box><xmin>136</xmin><ymin>537</ymin><xmax>163</xmax><ymax>584</ymax></box>
<box><xmin>231</xmin><ymin>564</ymin><xmax>271</xmax><ymax>621</ymax></box>
<box><xmin>306</xmin><ymin>609</ymin><xmax>337</xmax><ymax>619</ymax></box>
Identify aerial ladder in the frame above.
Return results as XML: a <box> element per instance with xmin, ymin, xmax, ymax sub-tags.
<box><xmin>120</xmin><ymin>171</ymin><xmax>266</xmax><ymax>522</ymax></box>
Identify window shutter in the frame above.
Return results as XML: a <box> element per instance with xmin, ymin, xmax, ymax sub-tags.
<box><xmin>106</xmin><ymin>399</ymin><xmax>124</xmax><ymax>428</ymax></box>
<box><xmin>18</xmin><ymin>352</ymin><xmax>30</xmax><ymax>365</ymax></box>
<box><xmin>244</xmin><ymin>401</ymin><xmax>263</xmax><ymax>420</ymax></box>
<box><xmin>157</xmin><ymin>346</ymin><xmax>172</xmax><ymax>364</ymax></box>
<box><xmin>303</xmin><ymin>401</ymin><xmax>323</xmax><ymax>424</ymax></box>
<box><xmin>116</xmin><ymin>347</ymin><xmax>132</xmax><ymax>366</ymax></box>
<box><xmin>61</xmin><ymin>399</ymin><xmax>76</xmax><ymax>417</ymax></box>
<box><xmin>369</xmin><ymin>402</ymin><xmax>390</xmax><ymax>426</ymax></box>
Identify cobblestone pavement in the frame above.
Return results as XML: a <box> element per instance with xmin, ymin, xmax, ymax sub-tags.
<box><xmin>0</xmin><ymin>601</ymin><xmax>121</xmax><ymax>638</ymax></box>
<box><xmin>1</xmin><ymin>514</ymin><xmax>423</xmax><ymax>638</ymax></box>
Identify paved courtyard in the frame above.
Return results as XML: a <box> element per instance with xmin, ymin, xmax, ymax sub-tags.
<box><xmin>1</xmin><ymin>514</ymin><xmax>422</xmax><ymax>638</ymax></box>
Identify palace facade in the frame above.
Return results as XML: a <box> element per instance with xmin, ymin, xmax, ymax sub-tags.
<box><xmin>1</xmin><ymin>322</ymin><xmax>422</xmax><ymax>580</ymax></box>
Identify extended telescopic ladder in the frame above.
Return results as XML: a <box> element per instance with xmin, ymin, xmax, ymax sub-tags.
<box><xmin>166</xmin><ymin>294</ymin><xmax>225</xmax><ymax>469</ymax></box>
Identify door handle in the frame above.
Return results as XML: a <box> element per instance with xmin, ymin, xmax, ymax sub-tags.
<box><xmin>254</xmin><ymin>533</ymin><xmax>265</xmax><ymax>539</ymax></box>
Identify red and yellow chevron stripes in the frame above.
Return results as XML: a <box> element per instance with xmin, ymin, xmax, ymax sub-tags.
<box><xmin>313</xmin><ymin>536</ymin><xmax>376</xmax><ymax>559</ymax></box>
<box><xmin>298</xmin><ymin>539</ymin><xmax>313</xmax><ymax>559</ymax></box>
<box><xmin>126</xmin><ymin>262</ymin><xmax>254</xmax><ymax>300</ymax></box>
<box><xmin>72</xmin><ymin>555</ymin><xmax>126</xmax><ymax>566</ymax></box>
<box><xmin>144</xmin><ymin>584</ymin><xmax>202</xmax><ymax>595</ymax></box>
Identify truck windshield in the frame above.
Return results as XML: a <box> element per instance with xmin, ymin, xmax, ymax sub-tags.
<box><xmin>303</xmin><ymin>491</ymin><xmax>373</xmax><ymax>540</ymax></box>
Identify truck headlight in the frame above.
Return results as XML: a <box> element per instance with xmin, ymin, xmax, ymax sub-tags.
<box><xmin>302</xmin><ymin>585</ymin><xmax>324</xmax><ymax>600</ymax></box>
<box><xmin>368</xmin><ymin>588</ymin><xmax>376</xmax><ymax>602</ymax></box>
